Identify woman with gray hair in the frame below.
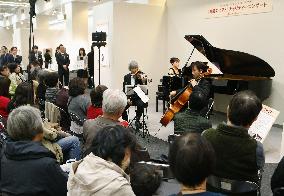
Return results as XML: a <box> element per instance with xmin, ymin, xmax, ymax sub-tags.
<box><xmin>0</xmin><ymin>105</ymin><xmax>68</xmax><ymax>195</ymax></box>
<box><xmin>83</xmin><ymin>89</ymin><xmax>128</xmax><ymax>153</ymax></box>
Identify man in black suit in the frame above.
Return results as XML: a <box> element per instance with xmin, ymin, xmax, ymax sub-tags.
<box><xmin>29</xmin><ymin>45</ymin><xmax>43</xmax><ymax>67</ymax></box>
<box><xmin>5</xmin><ymin>47</ymin><xmax>22</xmax><ymax>65</ymax></box>
<box><xmin>56</xmin><ymin>45</ymin><xmax>70</xmax><ymax>86</ymax></box>
<box><xmin>123</xmin><ymin>60</ymin><xmax>148</xmax><ymax>126</ymax></box>
<box><xmin>87</xmin><ymin>47</ymin><xmax>95</xmax><ymax>88</ymax></box>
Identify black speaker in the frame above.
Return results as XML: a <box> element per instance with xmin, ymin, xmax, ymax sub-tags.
<box><xmin>92</xmin><ymin>32</ymin><xmax>107</xmax><ymax>42</ymax></box>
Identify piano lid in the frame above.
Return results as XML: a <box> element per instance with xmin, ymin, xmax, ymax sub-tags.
<box><xmin>184</xmin><ymin>35</ymin><xmax>275</xmax><ymax>79</ymax></box>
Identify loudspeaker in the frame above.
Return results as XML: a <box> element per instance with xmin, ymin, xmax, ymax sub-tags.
<box><xmin>92</xmin><ymin>32</ymin><xmax>106</xmax><ymax>42</ymax></box>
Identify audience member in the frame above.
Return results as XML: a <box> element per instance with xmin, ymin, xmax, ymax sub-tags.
<box><xmin>169</xmin><ymin>133</ymin><xmax>223</xmax><ymax>196</ymax></box>
<box><xmin>56</xmin><ymin>44</ymin><xmax>70</xmax><ymax>86</ymax></box>
<box><xmin>203</xmin><ymin>90</ymin><xmax>264</xmax><ymax>183</ymax></box>
<box><xmin>68</xmin><ymin>77</ymin><xmax>91</xmax><ymax>122</ymax></box>
<box><xmin>8</xmin><ymin>63</ymin><xmax>25</xmax><ymax>95</ymax></box>
<box><xmin>87</xmin><ymin>46</ymin><xmax>95</xmax><ymax>88</ymax></box>
<box><xmin>44</xmin><ymin>49</ymin><xmax>52</xmax><ymax>69</ymax></box>
<box><xmin>0</xmin><ymin>65</ymin><xmax>10</xmax><ymax>78</ymax></box>
<box><xmin>45</xmin><ymin>71</ymin><xmax>60</xmax><ymax>103</ymax></box>
<box><xmin>67</xmin><ymin>125</ymin><xmax>136</xmax><ymax>196</ymax></box>
<box><xmin>83</xmin><ymin>89</ymin><xmax>127</xmax><ymax>153</ymax></box>
<box><xmin>36</xmin><ymin>70</ymin><xmax>48</xmax><ymax>110</ymax></box>
<box><xmin>0</xmin><ymin>46</ymin><xmax>8</xmax><ymax>67</ymax></box>
<box><xmin>29</xmin><ymin>45</ymin><xmax>43</xmax><ymax>67</ymax></box>
<box><xmin>130</xmin><ymin>163</ymin><xmax>162</xmax><ymax>196</ymax></box>
<box><xmin>174</xmin><ymin>91</ymin><xmax>212</xmax><ymax>134</ymax></box>
<box><xmin>0</xmin><ymin>105</ymin><xmax>67</xmax><ymax>195</ymax></box>
<box><xmin>7</xmin><ymin>82</ymin><xmax>34</xmax><ymax>113</ymax></box>
<box><xmin>87</xmin><ymin>85</ymin><xmax>108</xmax><ymax>119</ymax></box>
<box><xmin>6</xmin><ymin>81</ymin><xmax>80</xmax><ymax>162</ymax></box>
<box><xmin>5</xmin><ymin>46</ymin><xmax>22</xmax><ymax>65</ymax></box>
<box><xmin>76</xmin><ymin>69</ymin><xmax>89</xmax><ymax>86</ymax></box>
<box><xmin>0</xmin><ymin>77</ymin><xmax>11</xmax><ymax>119</ymax></box>
<box><xmin>271</xmin><ymin>156</ymin><xmax>284</xmax><ymax>193</ymax></box>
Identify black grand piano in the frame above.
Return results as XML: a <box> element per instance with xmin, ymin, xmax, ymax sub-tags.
<box><xmin>183</xmin><ymin>35</ymin><xmax>275</xmax><ymax>100</ymax></box>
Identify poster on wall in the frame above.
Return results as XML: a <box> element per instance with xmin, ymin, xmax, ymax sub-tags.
<box><xmin>95</xmin><ymin>22</ymin><xmax>109</xmax><ymax>68</ymax></box>
<box><xmin>206</xmin><ymin>0</ymin><xmax>273</xmax><ymax>18</ymax></box>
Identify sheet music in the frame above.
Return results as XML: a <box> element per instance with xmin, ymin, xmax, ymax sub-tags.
<box><xmin>248</xmin><ymin>105</ymin><xmax>280</xmax><ymax>143</ymax></box>
<box><xmin>133</xmin><ymin>86</ymin><xmax>149</xmax><ymax>103</ymax></box>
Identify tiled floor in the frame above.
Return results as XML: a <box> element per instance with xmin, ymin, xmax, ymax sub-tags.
<box><xmin>129</xmin><ymin>101</ymin><xmax>283</xmax><ymax>164</ymax></box>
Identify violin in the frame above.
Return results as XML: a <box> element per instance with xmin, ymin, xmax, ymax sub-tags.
<box><xmin>160</xmin><ymin>68</ymin><xmax>212</xmax><ymax>127</ymax></box>
<box><xmin>133</xmin><ymin>70</ymin><xmax>151</xmax><ymax>84</ymax></box>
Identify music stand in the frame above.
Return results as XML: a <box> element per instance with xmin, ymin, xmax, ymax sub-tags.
<box><xmin>124</xmin><ymin>85</ymin><xmax>150</xmax><ymax>139</ymax></box>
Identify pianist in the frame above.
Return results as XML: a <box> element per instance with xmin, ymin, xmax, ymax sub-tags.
<box><xmin>168</xmin><ymin>57</ymin><xmax>181</xmax><ymax>76</ymax></box>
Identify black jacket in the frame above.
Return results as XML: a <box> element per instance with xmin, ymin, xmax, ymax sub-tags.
<box><xmin>56</xmin><ymin>53</ymin><xmax>70</xmax><ymax>70</ymax></box>
<box><xmin>30</xmin><ymin>52</ymin><xmax>43</xmax><ymax>66</ymax></box>
<box><xmin>271</xmin><ymin>156</ymin><xmax>284</xmax><ymax>192</ymax></box>
<box><xmin>87</xmin><ymin>51</ymin><xmax>94</xmax><ymax>74</ymax></box>
<box><xmin>5</xmin><ymin>54</ymin><xmax>22</xmax><ymax>65</ymax></box>
<box><xmin>0</xmin><ymin>141</ymin><xmax>68</xmax><ymax>196</ymax></box>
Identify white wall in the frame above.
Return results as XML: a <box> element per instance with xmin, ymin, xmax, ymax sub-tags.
<box><xmin>112</xmin><ymin>2</ymin><xmax>168</xmax><ymax>102</ymax></box>
<box><xmin>167</xmin><ymin>0</ymin><xmax>284</xmax><ymax>124</ymax></box>
<box><xmin>0</xmin><ymin>28</ymin><xmax>13</xmax><ymax>48</ymax></box>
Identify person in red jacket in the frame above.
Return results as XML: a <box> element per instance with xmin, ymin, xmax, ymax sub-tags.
<box><xmin>0</xmin><ymin>77</ymin><xmax>11</xmax><ymax>119</ymax></box>
<box><xmin>87</xmin><ymin>85</ymin><xmax>108</xmax><ymax>120</ymax></box>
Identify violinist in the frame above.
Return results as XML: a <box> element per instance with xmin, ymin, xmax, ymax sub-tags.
<box><xmin>170</xmin><ymin>61</ymin><xmax>212</xmax><ymax>112</ymax></box>
<box><xmin>122</xmin><ymin>60</ymin><xmax>147</xmax><ymax>127</ymax></box>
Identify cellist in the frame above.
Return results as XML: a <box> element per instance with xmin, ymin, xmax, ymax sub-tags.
<box><xmin>164</xmin><ymin>61</ymin><xmax>213</xmax><ymax>131</ymax></box>
<box><xmin>170</xmin><ymin>61</ymin><xmax>212</xmax><ymax>106</ymax></box>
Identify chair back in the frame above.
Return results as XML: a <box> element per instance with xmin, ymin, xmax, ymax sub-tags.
<box><xmin>207</xmin><ymin>175</ymin><xmax>259</xmax><ymax>196</ymax></box>
<box><xmin>45</xmin><ymin>101</ymin><xmax>61</xmax><ymax>123</ymax></box>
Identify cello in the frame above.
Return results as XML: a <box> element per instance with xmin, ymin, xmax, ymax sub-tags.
<box><xmin>160</xmin><ymin>67</ymin><xmax>212</xmax><ymax>127</ymax></box>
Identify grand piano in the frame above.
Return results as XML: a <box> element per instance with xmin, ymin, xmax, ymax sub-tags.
<box><xmin>182</xmin><ymin>35</ymin><xmax>275</xmax><ymax>100</ymax></box>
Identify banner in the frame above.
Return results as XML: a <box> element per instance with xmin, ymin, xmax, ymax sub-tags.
<box><xmin>206</xmin><ymin>0</ymin><xmax>273</xmax><ymax>18</ymax></box>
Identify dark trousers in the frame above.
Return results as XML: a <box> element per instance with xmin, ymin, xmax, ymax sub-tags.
<box><xmin>88</xmin><ymin>75</ymin><xmax>94</xmax><ymax>88</ymax></box>
<box><xmin>58</xmin><ymin>67</ymin><xmax>69</xmax><ymax>86</ymax></box>
<box><xmin>122</xmin><ymin>96</ymin><xmax>147</xmax><ymax>122</ymax></box>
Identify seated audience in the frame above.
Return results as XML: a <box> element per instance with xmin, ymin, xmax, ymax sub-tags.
<box><xmin>130</xmin><ymin>163</ymin><xmax>162</xmax><ymax>196</ymax></box>
<box><xmin>7</xmin><ymin>82</ymin><xmax>81</xmax><ymax>162</ymax></box>
<box><xmin>68</xmin><ymin>77</ymin><xmax>91</xmax><ymax>121</ymax></box>
<box><xmin>77</xmin><ymin>69</ymin><xmax>89</xmax><ymax>86</ymax></box>
<box><xmin>0</xmin><ymin>65</ymin><xmax>10</xmax><ymax>78</ymax></box>
<box><xmin>36</xmin><ymin>70</ymin><xmax>48</xmax><ymax>111</ymax></box>
<box><xmin>0</xmin><ymin>77</ymin><xmax>11</xmax><ymax>119</ymax></box>
<box><xmin>7</xmin><ymin>82</ymin><xmax>34</xmax><ymax>113</ymax></box>
<box><xmin>45</xmin><ymin>72</ymin><xmax>60</xmax><ymax>104</ymax></box>
<box><xmin>174</xmin><ymin>91</ymin><xmax>212</xmax><ymax>134</ymax></box>
<box><xmin>87</xmin><ymin>85</ymin><xmax>108</xmax><ymax>119</ymax></box>
<box><xmin>169</xmin><ymin>133</ymin><xmax>223</xmax><ymax>196</ymax></box>
<box><xmin>0</xmin><ymin>105</ymin><xmax>67</xmax><ymax>195</ymax></box>
<box><xmin>83</xmin><ymin>89</ymin><xmax>127</xmax><ymax>152</ymax></box>
<box><xmin>68</xmin><ymin>125</ymin><xmax>136</xmax><ymax>196</ymax></box>
<box><xmin>271</xmin><ymin>156</ymin><xmax>284</xmax><ymax>193</ymax></box>
<box><xmin>8</xmin><ymin>63</ymin><xmax>24</xmax><ymax>96</ymax></box>
<box><xmin>203</xmin><ymin>90</ymin><xmax>264</xmax><ymax>183</ymax></box>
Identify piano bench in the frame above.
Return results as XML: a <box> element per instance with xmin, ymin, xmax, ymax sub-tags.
<box><xmin>156</xmin><ymin>92</ymin><xmax>166</xmax><ymax>112</ymax></box>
